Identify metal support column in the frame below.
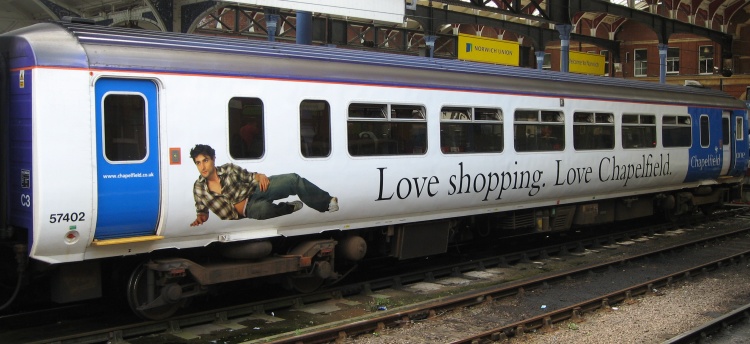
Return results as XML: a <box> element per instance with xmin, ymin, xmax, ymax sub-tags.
<box><xmin>425</xmin><ymin>35</ymin><xmax>437</xmax><ymax>58</ymax></box>
<box><xmin>658</xmin><ymin>43</ymin><xmax>667</xmax><ymax>84</ymax></box>
<box><xmin>296</xmin><ymin>11</ymin><xmax>312</xmax><ymax>45</ymax></box>
<box><xmin>556</xmin><ymin>24</ymin><xmax>572</xmax><ymax>73</ymax></box>
<box><xmin>535</xmin><ymin>51</ymin><xmax>546</xmax><ymax>70</ymax></box>
<box><xmin>266</xmin><ymin>14</ymin><xmax>279</xmax><ymax>42</ymax></box>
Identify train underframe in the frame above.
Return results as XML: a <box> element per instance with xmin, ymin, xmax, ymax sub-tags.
<box><xmin>0</xmin><ymin>183</ymin><xmax>739</xmax><ymax>320</ymax></box>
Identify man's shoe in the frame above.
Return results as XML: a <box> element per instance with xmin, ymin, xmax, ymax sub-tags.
<box><xmin>328</xmin><ymin>197</ymin><xmax>339</xmax><ymax>212</ymax></box>
<box><xmin>288</xmin><ymin>201</ymin><xmax>304</xmax><ymax>212</ymax></box>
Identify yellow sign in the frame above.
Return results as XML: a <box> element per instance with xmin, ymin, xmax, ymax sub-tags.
<box><xmin>457</xmin><ymin>34</ymin><xmax>519</xmax><ymax>66</ymax></box>
<box><xmin>569</xmin><ymin>51</ymin><xmax>606</xmax><ymax>75</ymax></box>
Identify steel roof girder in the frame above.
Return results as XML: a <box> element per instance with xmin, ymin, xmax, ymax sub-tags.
<box><xmin>571</xmin><ymin>0</ymin><xmax>732</xmax><ymax>49</ymax></box>
<box><xmin>410</xmin><ymin>4</ymin><xmax>618</xmax><ymax>55</ymax></box>
<box><xmin>33</xmin><ymin>0</ymin><xmax>81</xmax><ymax>20</ymax></box>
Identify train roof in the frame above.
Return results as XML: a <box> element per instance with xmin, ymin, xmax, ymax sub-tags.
<box><xmin>1</xmin><ymin>20</ymin><xmax>745</xmax><ymax>109</ymax></box>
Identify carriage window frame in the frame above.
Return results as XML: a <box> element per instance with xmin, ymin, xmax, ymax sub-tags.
<box><xmin>102</xmin><ymin>93</ymin><xmax>148</xmax><ymax>162</ymax></box>
<box><xmin>347</xmin><ymin>103</ymin><xmax>427</xmax><ymax>156</ymax></box>
<box><xmin>299</xmin><ymin>100</ymin><xmax>332</xmax><ymax>158</ymax></box>
<box><xmin>736</xmin><ymin>117</ymin><xmax>744</xmax><ymax>141</ymax></box>
<box><xmin>440</xmin><ymin>106</ymin><xmax>504</xmax><ymax>154</ymax></box>
<box><xmin>621</xmin><ymin>113</ymin><xmax>656</xmax><ymax>149</ymax></box>
<box><xmin>573</xmin><ymin>112</ymin><xmax>614</xmax><ymax>151</ymax></box>
<box><xmin>513</xmin><ymin>109</ymin><xmax>565</xmax><ymax>152</ymax></box>
<box><xmin>661</xmin><ymin>115</ymin><xmax>692</xmax><ymax>148</ymax></box>
<box><xmin>700</xmin><ymin>115</ymin><xmax>710</xmax><ymax>147</ymax></box>
<box><xmin>228</xmin><ymin>97</ymin><xmax>265</xmax><ymax>160</ymax></box>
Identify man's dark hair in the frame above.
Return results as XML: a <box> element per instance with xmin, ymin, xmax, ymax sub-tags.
<box><xmin>190</xmin><ymin>144</ymin><xmax>216</xmax><ymax>160</ymax></box>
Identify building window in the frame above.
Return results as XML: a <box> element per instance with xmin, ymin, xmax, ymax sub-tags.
<box><xmin>440</xmin><ymin>107</ymin><xmax>503</xmax><ymax>153</ymax></box>
<box><xmin>229</xmin><ymin>97</ymin><xmax>264</xmax><ymax>159</ymax></box>
<box><xmin>662</xmin><ymin>115</ymin><xmax>691</xmax><ymax>147</ymax></box>
<box><xmin>300</xmin><ymin>100</ymin><xmax>331</xmax><ymax>158</ymax></box>
<box><xmin>666</xmin><ymin>47</ymin><xmax>679</xmax><ymax>74</ymax></box>
<box><xmin>601</xmin><ymin>50</ymin><xmax>609</xmax><ymax>76</ymax></box>
<box><xmin>514</xmin><ymin>109</ymin><xmax>564</xmax><ymax>152</ymax></box>
<box><xmin>542</xmin><ymin>53</ymin><xmax>551</xmax><ymax>70</ymax></box>
<box><xmin>699</xmin><ymin>45</ymin><xmax>714</xmax><ymax>74</ymax></box>
<box><xmin>103</xmin><ymin>94</ymin><xmax>147</xmax><ymax>161</ymax></box>
<box><xmin>634</xmin><ymin>49</ymin><xmax>647</xmax><ymax>77</ymax></box>
<box><xmin>347</xmin><ymin>103</ymin><xmax>427</xmax><ymax>156</ymax></box>
<box><xmin>573</xmin><ymin>112</ymin><xmax>614</xmax><ymax>150</ymax></box>
<box><xmin>622</xmin><ymin>114</ymin><xmax>656</xmax><ymax>148</ymax></box>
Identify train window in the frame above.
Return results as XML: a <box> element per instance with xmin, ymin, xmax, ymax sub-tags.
<box><xmin>736</xmin><ymin>117</ymin><xmax>744</xmax><ymax>141</ymax></box>
<box><xmin>722</xmin><ymin>115</ymin><xmax>730</xmax><ymax>146</ymax></box>
<box><xmin>300</xmin><ymin>100</ymin><xmax>331</xmax><ymax>158</ymax></box>
<box><xmin>347</xmin><ymin>103</ymin><xmax>426</xmax><ymax>156</ymax></box>
<box><xmin>103</xmin><ymin>94</ymin><xmax>147</xmax><ymax>161</ymax></box>
<box><xmin>700</xmin><ymin>115</ymin><xmax>710</xmax><ymax>147</ymax></box>
<box><xmin>228</xmin><ymin>97</ymin><xmax>264</xmax><ymax>159</ymax></box>
<box><xmin>349</xmin><ymin>103</ymin><xmax>386</xmax><ymax>119</ymax></box>
<box><xmin>573</xmin><ymin>112</ymin><xmax>614</xmax><ymax>150</ymax></box>
<box><xmin>662</xmin><ymin>115</ymin><xmax>692</xmax><ymax>147</ymax></box>
<box><xmin>622</xmin><ymin>114</ymin><xmax>656</xmax><ymax>149</ymax></box>
<box><xmin>440</xmin><ymin>107</ymin><xmax>503</xmax><ymax>153</ymax></box>
<box><xmin>514</xmin><ymin>109</ymin><xmax>564</xmax><ymax>152</ymax></box>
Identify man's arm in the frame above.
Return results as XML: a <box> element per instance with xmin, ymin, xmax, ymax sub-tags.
<box><xmin>192</xmin><ymin>180</ymin><xmax>211</xmax><ymax>226</ymax></box>
<box><xmin>191</xmin><ymin>212</ymin><xmax>209</xmax><ymax>226</ymax></box>
<box><xmin>231</xmin><ymin>163</ymin><xmax>270</xmax><ymax>192</ymax></box>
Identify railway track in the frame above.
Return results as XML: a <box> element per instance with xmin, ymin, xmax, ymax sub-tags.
<box><xmin>448</xmin><ymin>244</ymin><xmax>750</xmax><ymax>343</ymax></box>
<box><xmin>262</xmin><ymin>217</ymin><xmax>750</xmax><ymax>344</ymax></box>
<box><xmin>664</xmin><ymin>302</ymin><xmax>750</xmax><ymax>344</ymax></box>
<box><xmin>2</xmin><ymin>208</ymin><xmax>748</xmax><ymax>343</ymax></box>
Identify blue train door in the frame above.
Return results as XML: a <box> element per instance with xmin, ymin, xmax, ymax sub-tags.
<box><xmin>720</xmin><ymin>111</ymin><xmax>734</xmax><ymax>176</ymax></box>
<box><xmin>94</xmin><ymin>78</ymin><xmax>160</xmax><ymax>239</ymax></box>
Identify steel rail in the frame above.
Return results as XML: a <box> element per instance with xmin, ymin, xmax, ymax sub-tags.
<box><xmin>664</xmin><ymin>302</ymin><xmax>750</xmax><ymax>343</ymax></box>
<box><xmin>449</xmin><ymin>249</ymin><xmax>750</xmax><ymax>343</ymax></box>
<box><xmin>262</xmin><ymin>225</ymin><xmax>750</xmax><ymax>343</ymax></box>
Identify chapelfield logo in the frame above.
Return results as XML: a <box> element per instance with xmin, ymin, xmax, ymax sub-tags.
<box><xmin>465</xmin><ymin>43</ymin><xmax>473</xmax><ymax>52</ymax></box>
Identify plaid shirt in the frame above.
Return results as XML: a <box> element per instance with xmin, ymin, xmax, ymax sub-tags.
<box><xmin>193</xmin><ymin>163</ymin><xmax>258</xmax><ymax>220</ymax></box>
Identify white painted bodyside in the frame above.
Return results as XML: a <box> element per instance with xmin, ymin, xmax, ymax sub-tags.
<box><xmin>31</xmin><ymin>69</ymin><xmax>693</xmax><ymax>263</ymax></box>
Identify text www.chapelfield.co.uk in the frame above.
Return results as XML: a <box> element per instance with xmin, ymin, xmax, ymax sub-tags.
<box><xmin>101</xmin><ymin>172</ymin><xmax>155</xmax><ymax>179</ymax></box>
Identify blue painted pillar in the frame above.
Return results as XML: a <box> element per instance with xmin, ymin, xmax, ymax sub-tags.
<box><xmin>535</xmin><ymin>51</ymin><xmax>545</xmax><ymax>70</ymax></box>
<box><xmin>556</xmin><ymin>24</ymin><xmax>572</xmax><ymax>73</ymax></box>
<box><xmin>266</xmin><ymin>14</ymin><xmax>279</xmax><ymax>42</ymax></box>
<box><xmin>658</xmin><ymin>43</ymin><xmax>668</xmax><ymax>84</ymax></box>
<box><xmin>425</xmin><ymin>35</ymin><xmax>436</xmax><ymax>59</ymax></box>
<box><xmin>296</xmin><ymin>11</ymin><xmax>312</xmax><ymax>45</ymax></box>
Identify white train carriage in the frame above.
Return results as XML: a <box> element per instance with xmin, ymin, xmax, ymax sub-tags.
<box><xmin>0</xmin><ymin>20</ymin><xmax>747</xmax><ymax>319</ymax></box>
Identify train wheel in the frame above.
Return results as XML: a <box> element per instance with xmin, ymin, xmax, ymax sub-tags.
<box><xmin>126</xmin><ymin>263</ymin><xmax>184</xmax><ymax>320</ymax></box>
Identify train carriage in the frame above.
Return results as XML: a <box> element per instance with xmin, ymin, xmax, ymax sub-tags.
<box><xmin>0</xmin><ymin>20</ymin><xmax>747</xmax><ymax>319</ymax></box>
